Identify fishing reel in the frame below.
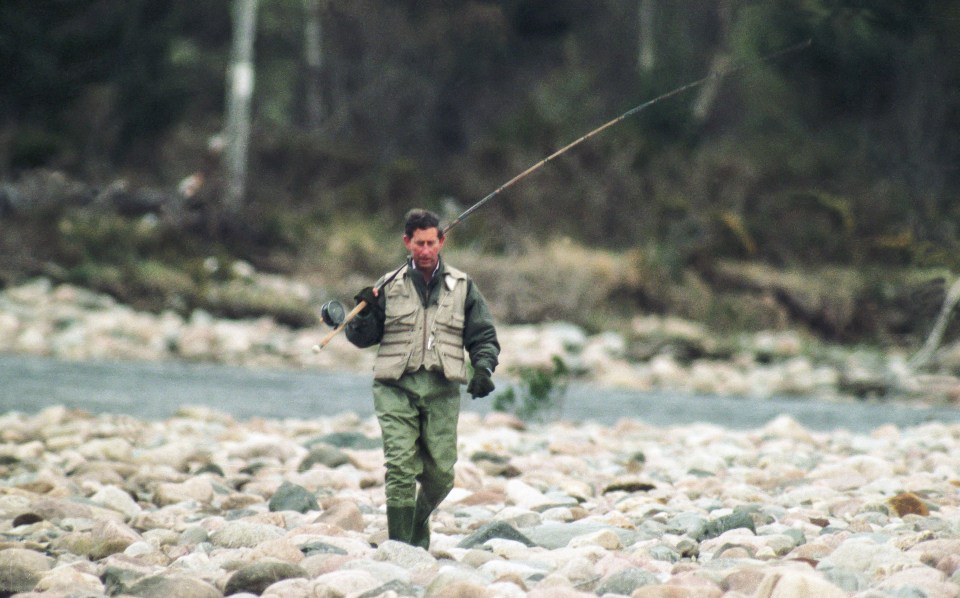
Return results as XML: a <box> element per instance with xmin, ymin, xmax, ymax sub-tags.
<box><xmin>320</xmin><ymin>300</ymin><xmax>346</xmax><ymax>328</ymax></box>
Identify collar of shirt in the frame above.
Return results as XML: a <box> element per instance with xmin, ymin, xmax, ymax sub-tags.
<box><xmin>408</xmin><ymin>257</ymin><xmax>444</xmax><ymax>304</ymax></box>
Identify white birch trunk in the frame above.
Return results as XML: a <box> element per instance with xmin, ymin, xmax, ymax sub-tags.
<box><xmin>224</xmin><ymin>0</ymin><xmax>258</xmax><ymax>213</ymax></box>
<box><xmin>637</xmin><ymin>0</ymin><xmax>656</xmax><ymax>73</ymax></box>
<box><xmin>304</xmin><ymin>0</ymin><xmax>324</xmax><ymax>129</ymax></box>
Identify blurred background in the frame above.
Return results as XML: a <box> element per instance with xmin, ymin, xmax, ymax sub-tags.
<box><xmin>1</xmin><ymin>0</ymin><xmax>959</xmax><ymax>353</ymax></box>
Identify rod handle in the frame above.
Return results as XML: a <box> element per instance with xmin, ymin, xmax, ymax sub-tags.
<box><xmin>312</xmin><ymin>300</ymin><xmax>367</xmax><ymax>352</ymax></box>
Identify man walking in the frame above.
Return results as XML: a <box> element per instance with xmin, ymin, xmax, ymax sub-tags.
<box><xmin>346</xmin><ymin>208</ymin><xmax>500</xmax><ymax>549</ymax></box>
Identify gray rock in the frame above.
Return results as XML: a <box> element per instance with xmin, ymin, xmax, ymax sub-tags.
<box><xmin>301</xmin><ymin>541</ymin><xmax>348</xmax><ymax>556</ymax></box>
<box><xmin>457</xmin><ymin>521</ymin><xmax>536</xmax><ymax>549</ymax></box>
<box><xmin>307</xmin><ymin>431</ymin><xmax>381</xmax><ymax>450</ymax></box>
<box><xmin>224</xmin><ymin>561</ymin><xmax>309</xmax><ymax>596</ymax></box>
<box><xmin>698</xmin><ymin>510</ymin><xmax>756</xmax><ymax>541</ymax></box>
<box><xmin>646</xmin><ymin>544</ymin><xmax>682</xmax><ymax>562</ymax></box>
<box><xmin>373</xmin><ymin>540</ymin><xmax>436</xmax><ymax>569</ymax></box>
<box><xmin>315</xmin><ymin>499</ymin><xmax>364</xmax><ymax>531</ymax></box>
<box><xmin>595</xmin><ymin>568</ymin><xmax>658</xmax><ymax>595</ymax></box>
<box><xmin>178</xmin><ymin>525</ymin><xmax>210</xmax><ymax>545</ymax></box>
<box><xmin>126</xmin><ymin>573</ymin><xmax>222</xmax><ymax>598</ymax></box>
<box><xmin>0</xmin><ymin>548</ymin><xmax>54</xmax><ymax>595</ymax></box>
<box><xmin>820</xmin><ymin>567</ymin><xmax>869</xmax><ymax>593</ymax></box>
<box><xmin>298</xmin><ymin>444</ymin><xmax>349</xmax><ymax>471</ymax></box>
<box><xmin>357</xmin><ymin>579</ymin><xmax>424</xmax><ymax>598</ymax></box>
<box><xmin>90</xmin><ymin>518</ymin><xmax>143</xmax><ymax>560</ymax></box>
<box><xmin>210</xmin><ymin>521</ymin><xmax>285</xmax><ymax>548</ymax></box>
<box><xmin>98</xmin><ymin>554</ymin><xmax>165</xmax><ymax>595</ymax></box>
<box><xmin>520</xmin><ymin>522</ymin><xmax>638</xmax><ymax>550</ymax></box>
<box><xmin>666</xmin><ymin>512</ymin><xmax>708</xmax><ymax>537</ymax></box>
<box><xmin>343</xmin><ymin>557</ymin><xmax>413</xmax><ymax>584</ymax></box>
<box><xmin>268</xmin><ymin>480</ymin><xmax>319</xmax><ymax>513</ymax></box>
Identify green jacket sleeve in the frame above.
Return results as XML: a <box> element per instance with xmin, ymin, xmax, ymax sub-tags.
<box><xmin>344</xmin><ymin>280</ymin><xmax>386</xmax><ymax>349</ymax></box>
<box><xmin>463</xmin><ymin>279</ymin><xmax>500</xmax><ymax>374</ymax></box>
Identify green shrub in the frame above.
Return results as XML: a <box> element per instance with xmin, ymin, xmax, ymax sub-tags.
<box><xmin>492</xmin><ymin>356</ymin><xmax>570</xmax><ymax>422</ymax></box>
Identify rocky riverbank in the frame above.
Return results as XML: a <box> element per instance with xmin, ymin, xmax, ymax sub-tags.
<box><xmin>2</xmin><ymin>277</ymin><xmax>960</xmax><ymax>406</ymax></box>
<box><xmin>2</xmin><ymin>405</ymin><xmax>960</xmax><ymax>597</ymax></box>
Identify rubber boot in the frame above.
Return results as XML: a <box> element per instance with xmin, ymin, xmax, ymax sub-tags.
<box><xmin>386</xmin><ymin>506</ymin><xmax>415</xmax><ymax>543</ymax></box>
<box><xmin>410</xmin><ymin>494</ymin><xmax>435</xmax><ymax>550</ymax></box>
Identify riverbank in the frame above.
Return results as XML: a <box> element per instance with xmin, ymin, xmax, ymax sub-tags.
<box><xmin>2</xmin><ymin>406</ymin><xmax>959</xmax><ymax>597</ymax></box>
<box><xmin>2</xmin><ymin>277</ymin><xmax>960</xmax><ymax>408</ymax></box>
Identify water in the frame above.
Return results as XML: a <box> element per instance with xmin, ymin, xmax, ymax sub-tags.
<box><xmin>1</xmin><ymin>353</ymin><xmax>958</xmax><ymax>432</ymax></box>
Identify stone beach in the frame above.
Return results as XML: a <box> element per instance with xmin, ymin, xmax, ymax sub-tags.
<box><xmin>2</xmin><ymin>405</ymin><xmax>960</xmax><ymax>597</ymax></box>
<box><xmin>3</xmin><ymin>277</ymin><xmax>960</xmax><ymax>596</ymax></box>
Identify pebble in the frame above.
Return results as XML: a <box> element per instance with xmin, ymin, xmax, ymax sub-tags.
<box><xmin>0</xmin><ymin>407</ymin><xmax>958</xmax><ymax>597</ymax></box>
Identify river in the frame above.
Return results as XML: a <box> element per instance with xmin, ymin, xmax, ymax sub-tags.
<box><xmin>1</xmin><ymin>353</ymin><xmax>957</xmax><ymax>432</ymax></box>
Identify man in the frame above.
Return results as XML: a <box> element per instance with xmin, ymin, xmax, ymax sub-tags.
<box><xmin>346</xmin><ymin>208</ymin><xmax>500</xmax><ymax>549</ymax></box>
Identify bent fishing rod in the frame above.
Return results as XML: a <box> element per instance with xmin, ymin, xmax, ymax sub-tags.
<box><xmin>313</xmin><ymin>39</ymin><xmax>811</xmax><ymax>352</ymax></box>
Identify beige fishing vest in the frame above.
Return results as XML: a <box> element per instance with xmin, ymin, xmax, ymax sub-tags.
<box><xmin>374</xmin><ymin>265</ymin><xmax>469</xmax><ymax>383</ymax></box>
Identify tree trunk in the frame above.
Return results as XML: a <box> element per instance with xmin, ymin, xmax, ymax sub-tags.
<box><xmin>303</xmin><ymin>0</ymin><xmax>324</xmax><ymax>129</ymax></box>
<box><xmin>224</xmin><ymin>0</ymin><xmax>258</xmax><ymax>213</ymax></box>
<box><xmin>691</xmin><ymin>0</ymin><xmax>732</xmax><ymax>122</ymax></box>
<box><xmin>637</xmin><ymin>0</ymin><xmax>656</xmax><ymax>73</ymax></box>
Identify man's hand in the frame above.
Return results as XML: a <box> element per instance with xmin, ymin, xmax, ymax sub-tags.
<box><xmin>467</xmin><ymin>369</ymin><xmax>495</xmax><ymax>399</ymax></box>
<box><xmin>354</xmin><ymin>286</ymin><xmax>382</xmax><ymax>317</ymax></box>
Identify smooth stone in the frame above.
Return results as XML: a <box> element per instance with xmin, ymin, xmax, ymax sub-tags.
<box><xmin>594</xmin><ymin>567</ymin><xmax>658</xmax><ymax>595</ymax></box>
<box><xmin>178</xmin><ymin>525</ymin><xmax>210</xmax><ymax>545</ymax></box>
<box><xmin>646</xmin><ymin>544</ymin><xmax>682</xmax><ymax>563</ymax></box>
<box><xmin>520</xmin><ymin>522</ymin><xmax>638</xmax><ymax>550</ymax></box>
<box><xmin>224</xmin><ymin>560</ymin><xmax>310</xmax><ymax>596</ymax></box>
<box><xmin>425</xmin><ymin>564</ymin><xmax>493</xmax><ymax>596</ymax></box>
<box><xmin>298</xmin><ymin>444</ymin><xmax>349</xmax><ymax>470</ymax></box>
<box><xmin>90</xmin><ymin>518</ymin><xmax>143</xmax><ymax>560</ymax></box>
<box><xmin>210</xmin><ymin>521</ymin><xmax>286</xmax><ymax>548</ymax></box>
<box><xmin>268</xmin><ymin>480</ymin><xmax>319</xmax><ymax>513</ymax></box>
<box><xmin>0</xmin><ymin>548</ymin><xmax>54</xmax><ymax>594</ymax></box>
<box><xmin>98</xmin><ymin>554</ymin><xmax>166</xmax><ymax>595</ymax></box>
<box><xmin>34</xmin><ymin>563</ymin><xmax>106</xmax><ymax>595</ymax></box>
<box><xmin>300</xmin><ymin>541</ymin><xmax>348</xmax><ymax>557</ymax></box>
<box><xmin>373</xmin><ymin>540</ymin><xmax>436</xmax><ymax>569</ymax></box>
<box><xmin>315</xmin><ymin>498</ymin><xmax>363</xmax><ymax>531</ymax></box>
<box><xmin>817</xmin><ymin>536</ymin><xmax>921</xmax><ymax>577</ymax></box>
<box><xmin>698</xmin><ymin>510</ymin><xmax>756</xmax><ymax>541</ymax></box>
<box><xmin>874</xmin><ymin>567</ymin><xmax>959</xmax><ymax>598</ymax></box>
<box><xmin>308</xmin><ymin>431</ymin><xmax>382</xmax><ymax>450</ymax></box>
<box><xmin>665</xmin><ymin>512</ymin><xmax>708</xmax><ymax>537</ymax></box>
<box><xmin>126</xmin><ymin>573</ymin><xmax>222</xmax><ymax>598</ymax></box>
<box><xmin>753</xmin><ymin>569</ymin><xmax>849</xmax><ymax>598</ymax></box>
<box><xmin>309</xmin><ymin>569</ymin><xmax>382</xmax><ymax>597</ymax></box>
<box><xmin>340</xmin><ymin>557</ymin><xmax>416</xmax><ymax>586</ymax></box>
<box><xmin>494</xmin><ymin>506</ymin><xmax>543</xmax><ymax>528</ymax></box>
<box><xmin>355</xmin><ymin>579</ymin><xmax>424</xmax><ymax>598</ymax></box>
<box><xmin>457</xmin><ymin>521</ymin><xmax>536</xmax><ymax>549</ymax></box>
<box><xmin>89</xmin><ymin>485</ymin><xmax>142</xmax><ymax>519</ymax></box>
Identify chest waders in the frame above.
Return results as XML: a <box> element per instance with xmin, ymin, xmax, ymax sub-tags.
<box><xmin>375</xmin><ymin>270</ymin><xmax>467</xmax><ymax>547</ymax></box>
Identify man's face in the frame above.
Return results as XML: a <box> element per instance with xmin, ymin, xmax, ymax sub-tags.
<box><xmin>404</xmin><ymin>227</ymin><xmax>445</xmax><ymax>274</ymax></box>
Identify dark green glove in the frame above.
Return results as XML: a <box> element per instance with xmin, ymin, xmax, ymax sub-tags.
<box><xmin>353</xmin><ymin>286</ymin><xmax>383</xmax><ymax>318</ymax></box>
<box><xmin>467</xmin><ymin>369</ymin><xmax>495</xmax><ymax>399</ymax></box>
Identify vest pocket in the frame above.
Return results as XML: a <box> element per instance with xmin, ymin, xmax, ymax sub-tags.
<box><xmin>376</xmin><ymin>304</ymin><xmax>417</xmax><ymax>379</ymax></box>
<box><xmin>434</xmin><ymin>311</ymin><xmax>466</xmax><ymax>382</ymax></box>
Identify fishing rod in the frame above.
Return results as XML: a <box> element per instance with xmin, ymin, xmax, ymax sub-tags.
<box><xmin>313</xmin><ymin>39</ymin><xmax>811</xmax><ymax>352</ymax></box>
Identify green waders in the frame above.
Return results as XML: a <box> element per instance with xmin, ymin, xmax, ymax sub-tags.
<box><xmin>374</xmin><ymin>368</ymin><xmax>461</xmax><ymax>548</ymax></box>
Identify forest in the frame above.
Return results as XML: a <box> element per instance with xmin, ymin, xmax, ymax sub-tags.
<box><xmin>1</xmin><ymin>1</ymin><xmax>959</xmax><ymax>347</ymax></box>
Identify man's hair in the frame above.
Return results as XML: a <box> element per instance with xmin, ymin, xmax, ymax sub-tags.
<box><xmin>404</xmin><ymin>208</ymin><xmax>443</xmax><ymax>238</ymax></box>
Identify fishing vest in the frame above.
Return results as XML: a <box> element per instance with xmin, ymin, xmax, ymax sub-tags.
<box><xmin>374</xmin><ymin>265</ymin><xmax>469</xmax><ymax>383</ymax></box>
